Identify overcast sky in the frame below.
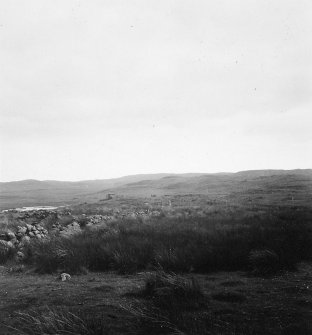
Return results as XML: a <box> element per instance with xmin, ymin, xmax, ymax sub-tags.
<box><xmin>0</xmin><ymin>0</ymin><xmax>311</xmax><ymax>181</ymax></box>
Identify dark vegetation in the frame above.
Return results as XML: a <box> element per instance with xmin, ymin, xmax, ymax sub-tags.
<box><xmin>0</xmin><ymin>243</ymin><xmax>16</xmax><ymax>264</ymax></box>
<box><xmin>8</xmin><ymin>307</ymin><xmax>110</xmax><ymax>335</ymax></box>
<box><xmin>1</xmin><ymin>170</ymin><xmax>312</xmax><ymax>334</ymax></box>
<box><xmin>18</xmin><ymin>207</ymin><xmax>312</xmax><ymax>276</ymax></box>
<box><xmin>126</xmin><ymin>270</ymin><xmax>209</xmax><ymax>335</ymax></box>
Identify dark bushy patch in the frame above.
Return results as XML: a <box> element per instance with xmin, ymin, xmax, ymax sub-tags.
<box><xmin>24</xmin><ymin>207</ymin><xmax>312</xmax><ymax>275</ymax></box>
<box><xmin>0</xmin><ymin>241</ymin><xmax>16</xmax><ymax>265</ymax></box>
<box><xmin>249</xmin><ymin>249</ymin><xmax>280</xmax><ymax>275</ymax></box>
<box><xmin>126</xmin><ymin>271</ymin><xmax>209</xmax><ymax>335</ymax></box>
<box><xmin>212</xmin><ymin>291</ymin><xmax>246</xmax><ymax>303</ymax></box>
<box><xmin>112</xmin><ymin>233</ymin><xmax>155</xmax><ymax>274</ymax></box>
<box><xmin>143</xmin><ymin>270</ymin><xmax>205</xmax><ymax>310</ymax></box>
<box><xmin>26</xmin><ymin>234</ymin><xmax>113</xmax><ymax>274</ymax></box>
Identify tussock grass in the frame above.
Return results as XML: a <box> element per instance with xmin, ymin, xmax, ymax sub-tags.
<box><xmin>23</xmin><ymin>208</ymin><xmax>312</xmax><ymax>275</ymax></box>
<box><xmin>0</xmin><ymin>241</ymin><xmax>16</xmax><ymax>264</ymax></box>
<box><xmin>136</xmin><ymin>271</ymin><xmax>208</xmax><ymax>334</ymax></box>
<box><xmin>249</xmin><ymin>249</ymin><xmax>280</xmax><ymax>275</ymax></box>
<box><xmin>126</xmin><ymin>271</ymin><xmax>251</xmax><ymax>335</ymax></box>
<box><xmin>142</xmin><ymin>270</ymin><xmax>205</xmax><ymax>309</ymax></box>
<box><xmin>6</xmin><ymin>307</ymin><xmax>109</xmax><ymax>335</ymax></box>
<box><xmin>122</xmin><ymin>303</ymin><xmax>186</xmax><ymax>335</ymax></box>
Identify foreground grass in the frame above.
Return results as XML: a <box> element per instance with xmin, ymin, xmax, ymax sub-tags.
<box><xmin>8</xmin><ymin>307</ymin><xmax>109</xmax><ymax>335</ymax></box>
<box><xmin>1</xmin><ymin>264</ymin><xmax>312</xmax><ymax>335</ymax></box>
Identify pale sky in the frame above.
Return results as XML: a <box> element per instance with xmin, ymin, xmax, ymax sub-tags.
<box><xmin>0</xmin><ymin>0</ymin><xmax>311</xmax><ymax>181</ymax></box>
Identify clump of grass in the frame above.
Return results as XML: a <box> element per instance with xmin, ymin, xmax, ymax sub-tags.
<box><xmin>25</xmin><ymin>233</ymin><xmax>112</xmax><ymax>274</ymax></box>
<box><xmin>127</xmin><ymin>272</ymin><xmax>243</xmax><ymax>335</ymax></box>
<box><xmin>211</xmin><ymin>291</ymin><xmax>246</xmax><ymax>303</ymax></box>
<box><xmin>0</xmin><ymin>240</ymin><xmax>16</xmax><ymax>264</ymax></box>
<box><xmin>6</xmin><ymin>307</ymin><xmax>109</xmax><ymax>335</ymax></box>
<box><xmin>122</xmin><ymin>303</ymin><xmax>186</xmax><ymax>335</ymax></box>
<box><xmin>249</xmin><ymin>249</ymin><xmax>280</xmax><ymax>276</ymax></box>
<box><xmin>25</xmin><ymin>237</ymin><xmax>81</xmax><ymax>274</ymax></box>
<box><xmin>142</xmin><ymin>270</ymin><xmax>205</xmax><ymax>310</ymax></box>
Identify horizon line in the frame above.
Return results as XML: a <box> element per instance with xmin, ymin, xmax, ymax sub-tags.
<box><xmin>1</xmin><ymin>168</ymin><xmax>311</xmax><ymax>183</ymax></box>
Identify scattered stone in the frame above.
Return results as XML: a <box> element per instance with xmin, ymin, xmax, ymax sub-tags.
<box><xmin>60</xmin><ymin>273</ymin><xmax>71</xmax><ymax>281</ymax></box>
<box><xmin>6</xmin><ymin>241</ymin><xmax>14</xmax><ymax>248</ymax></box>
<box><xmin>16</xmin><ymin>232</ymin><xmax>24</xmax><ymax>239</ymax></box>
<box><xmin>17</xmin><ymin>226</ymin><xmax>27</xmax><ymax>234</ymax></box>
<box><xmin>20</xmin><ymin>236</ymin><xmax>31</xmax><ymax>245</ymax></box>
<box><xmin>6</xmin><ymin>231</ymin><xmax>16</xmax><ymax>240</ymax></box>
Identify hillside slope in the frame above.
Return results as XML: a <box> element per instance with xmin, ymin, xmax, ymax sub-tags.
<box><xmin>0</xmin><ymin>170</ymin><xmax>311</xmax><ymax>210</ymax></box>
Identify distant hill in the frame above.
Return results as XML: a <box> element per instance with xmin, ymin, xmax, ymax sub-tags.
<box><xmin>0</xmin><ymin>170</ymin><xmax>311</xmax><ymax>210</ymax></box>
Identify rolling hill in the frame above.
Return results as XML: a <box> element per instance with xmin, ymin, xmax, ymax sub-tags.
<box><xmin>0</xmin><ymin>169</ymin><xmax>311</xmax><ymax>210</ymax></box>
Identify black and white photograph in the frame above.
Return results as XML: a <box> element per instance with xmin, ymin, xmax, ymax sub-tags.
<box><xmin>0</xmin><ymin>1</ymin><xmax>311</xmax><ymax>334</ymax></box>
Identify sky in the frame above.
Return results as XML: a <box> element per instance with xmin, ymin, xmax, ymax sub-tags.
<box><xmin>0</xmin><ymin>0</ymin><xmax>311</xmax><ymax>181</ymax></box>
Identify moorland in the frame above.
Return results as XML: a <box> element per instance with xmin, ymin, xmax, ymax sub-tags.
<box><xmin>0</xmin><ymin>169</ymin><xmax>312</xmax><ymax>335</ymax></box>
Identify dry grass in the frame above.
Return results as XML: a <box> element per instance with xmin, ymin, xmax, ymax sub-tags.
<box><xmin>7</xmin><ymin>307</ymin><xmax>108</xmax><ymax>335</ymax></box>
<box><xmin>1</xmin><ymin>264</ymin><xmax>312</xmax><ymax>334</ymax></box>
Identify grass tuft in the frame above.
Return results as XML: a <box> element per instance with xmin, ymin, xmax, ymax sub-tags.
<box><xmin>6</xmin><ymin>307</ymin><xmax>110</xmax><ymax>335</ymax></box>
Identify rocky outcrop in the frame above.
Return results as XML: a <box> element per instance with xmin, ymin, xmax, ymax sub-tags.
<box><xmin>0</xmin><ymin>224</ymin><xmax>48</xmax><ymax>251</ymax></box>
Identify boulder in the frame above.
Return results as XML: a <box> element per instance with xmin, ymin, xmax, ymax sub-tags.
<box><xmin>6</xmin><ymin>231</ymin><xmax>16</xmax><ymax>240</ymax></box>
<box><xmin>0</xmin><ymin>240</ymin><xmax>11</xmax><ymax>251</ymax></box>
<box><xmin>6</xmin><ymin>241</ymin><xmax>14</xmax><ymax>248</ymax></box>
<box><xmin>17</xmin><ymin>226</ymin><xmax>27</xmax><ymax>234</ymax></box>
<box><xmin>60</xmin><ymin>273</ymin><xmax>71</xmax><ymax>281</ymax></box>
<box><xmin>20</xmin><ymin>236</ymin><xmax>31</xmax><ymax>245</ymax></box>
<box><xmin>16</xmin><ymin>232</ymin><xmax>24</xmax><ymax>239</ymax></box>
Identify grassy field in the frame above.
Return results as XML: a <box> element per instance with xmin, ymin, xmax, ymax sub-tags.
<box><xmin>1</xmin><ymin>170</ymin><xmax>311</xmax><ymax>210</ymax></box>
<box><xmin>0</xmin><ymin>170</ymin><xmax>312</xmax><ymax>334</ymax></box>
<box><xmin>1</xmin><ymin>264</ymin><xmax>312</xmax><ymax>334</ymax></box>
